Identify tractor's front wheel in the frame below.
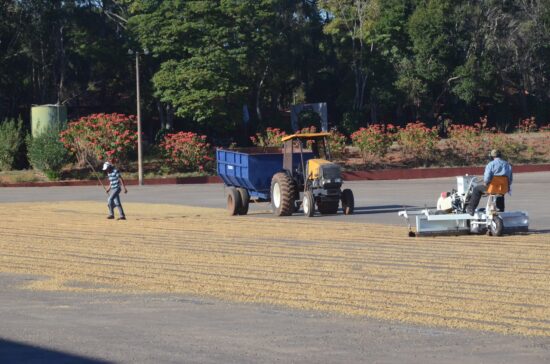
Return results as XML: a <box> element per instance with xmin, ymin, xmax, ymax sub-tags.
<box><xmin>341</xmin><ymin>189</ymin><xmax>355</xmax><ymax>215</ymax></box>
<box><xmin>271</xmin><ymin>172</ymin><xmax>296</xmax><ymax>216</ymax></box>
<box><xmin>303</xmin><ymin>190</ymin><xmax>315</xmax><ymax>217</ymax></box>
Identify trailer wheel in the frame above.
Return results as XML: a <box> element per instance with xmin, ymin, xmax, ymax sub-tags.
<box><xmin>271</xmin><ymin>172</ymin><xmax>296</xmax><ymax>216</ymax></box>
<box><xmin>317</xmin><ymin>201</ymin><xmax>339</xmax><ymax>215</ymax></box>
<box><xmin>341</xmin><ymin>189</ymin><xmax>354</xmax><ymax>215</ymax></box>
<box><xmin>489</xmin><ymin>216</ymin><xmax>504</xmax><ymax>237</ymax></box>
<box><xmin>303</xmin><ymin>190</ymin><xmax>315</xmax><ymax>217</ymax></box>
<box><xmin>237</xmin><ymin>188</ymin><xmax>249</xmax><ymax>215</ymax></box>
<box><xmin>227</xmin><ymin>187</ymin><xmax>242</xmax><ymax>216</ymax></box>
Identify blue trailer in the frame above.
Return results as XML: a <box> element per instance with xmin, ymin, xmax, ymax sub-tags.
<box><xmin>217</xmin><ymin>148</ymin><xmax>314</xmax><ymax>214</ymax></box>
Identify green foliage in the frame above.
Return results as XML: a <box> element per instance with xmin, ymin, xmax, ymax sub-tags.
<box><xmin>0</xmin><ymin>118</ymin><xmax>25</xmax><ymax>171</ymax></box>
<box><xmin>129</xmin><ymin>0</ymin><xmax>315</xmax><ymax>130</ymax></box>
<box><xmin>2</xmin><ymin>0</ymin><xmax>550</xmax><ymax>139</ymax></box>
<box><xmin>27</xmin><ymin>126</ymin><xmax>69</xmax><ymax>180</ymax></box>
<box><xmin>341</xmin><ymin>111</ymin><xmax>364</xmax><ymax>136</ymax></box>
<box><xmin>0</xmin><ymin>1</ymin><xmax>134</xmax><ymax>120</ymax></box>
<box><xmin>407</xmin><ymin>0</ymin><xmax>455</xmax><ymax>83</ymax></box>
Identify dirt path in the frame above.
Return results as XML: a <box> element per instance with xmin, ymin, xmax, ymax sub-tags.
<box><xmin>0</xmin><ymin>201</ymin><xmax>548</xmax><ymax>337</ymax></box>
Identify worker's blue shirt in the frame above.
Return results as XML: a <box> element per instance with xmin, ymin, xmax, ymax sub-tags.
<box><xmin>108</xmin><ymin>168</ymin><xmax>121</xmax><ymax>189</ymax></box>
<box><xmin>484</xmin><ymin>158</ymin><xmax>513</xmax><ymax>185</ymax></box>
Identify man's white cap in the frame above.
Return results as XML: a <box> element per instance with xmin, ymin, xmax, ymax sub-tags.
<box><xmin>102</xmin><ymin>162</ymin><xmax>112</xmax><ymax>171</ymax></box>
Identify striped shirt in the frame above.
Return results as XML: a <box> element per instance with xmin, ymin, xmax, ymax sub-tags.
<box><xmin>108</xmin><ymin>168</ymin><xmax>121</xmax><ymax>189</ymax></box>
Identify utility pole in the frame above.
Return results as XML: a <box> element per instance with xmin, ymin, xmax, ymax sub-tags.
<box><xmin>135</xmin><ymin>51</ymin><xmax>143</xmax><ymax>186</ymax></box>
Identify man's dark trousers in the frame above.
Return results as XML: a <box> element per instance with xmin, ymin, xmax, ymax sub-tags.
<box><xmin>468</xmin><ymin>185</ymin><xmax>505</xmax><ymax>213</ymax></box>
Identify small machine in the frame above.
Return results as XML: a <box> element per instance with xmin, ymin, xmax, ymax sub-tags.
<box><xmin>398</xmin><ymin>176</ymin><xmax>529</xmax><ymax>237</ymax></box>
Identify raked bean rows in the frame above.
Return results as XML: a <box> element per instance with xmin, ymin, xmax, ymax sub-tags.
<box><xmin>0</xmin><ymin>201</ymin><xmax>548</xmax><ymax>336</ymax></box>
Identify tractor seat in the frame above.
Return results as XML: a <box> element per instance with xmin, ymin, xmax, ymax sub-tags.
<box><xmin>485</xmin><ymin>176</ymin><xmax>509</xmax><ymax>196</ymax></box>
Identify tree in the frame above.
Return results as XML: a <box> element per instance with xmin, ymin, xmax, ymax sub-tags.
<box><xmin>129</xmin><ymin>0</ymin><xmax>326</xmax><ymax>133</ymax></box>
<box><xmin>401</xmin><ymin>0</ymin><xmax>460</xmax><ymax>118</ymax></box>
<box><xmin>0</xmin><ymin>1</ymin><xmax>135</xmax><ymax>121</ymax></box>
<box><xmin>320</xmin><ymin>0</ymin><xmax>381</xmax><ymax>112</ymax></box>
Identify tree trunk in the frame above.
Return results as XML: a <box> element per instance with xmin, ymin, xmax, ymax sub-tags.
<box><xmin>156</xmin><ymin>100</ymin><xmax>166</xmax><ymax>129</ymax></box>
<box><xmin>255</xmin><ymin>65</ymin><xmax>269</xmax><ymax>122</ymax></box>
<box><xmin>57</xmin><ymin>25</ymin><xmax>66</xmax><ymax>104</ymax></box>
<box><xmin>166</xmin><ymin>104</ymin><xmax>174</xmax><ymax>130</ymax></box>
<box><xmin>370</xmin><ymin>94</ymin><xmax>377</xmax><ymax>123</ymax></box>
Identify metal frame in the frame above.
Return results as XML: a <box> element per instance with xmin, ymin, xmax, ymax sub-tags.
<box><xmin>398</xmin><ymin>176</ymin><xmax>529</xmax><ymax>236</ymax></box>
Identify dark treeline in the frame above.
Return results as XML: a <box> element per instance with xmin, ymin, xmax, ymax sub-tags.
<box><xmin>1</xmin><ymin>0</ymin><xmax>550</xmax><ymax>140</ymax></box>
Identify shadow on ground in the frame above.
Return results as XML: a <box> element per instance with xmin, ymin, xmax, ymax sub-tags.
<box><xmin>0</xmin><ymin>338</ymin><xmax>110</xmax><ymax>364</ymax></box>
<box><xmin>526</xmin><ymin>229</ymin><xmax>550</xmax><ymax>235</ymax></box>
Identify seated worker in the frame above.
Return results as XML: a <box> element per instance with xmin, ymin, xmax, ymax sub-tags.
<box><xmin>467</xmin><ymin>149</ymin><xmax>513</xmax><ymax>215</ymax></box>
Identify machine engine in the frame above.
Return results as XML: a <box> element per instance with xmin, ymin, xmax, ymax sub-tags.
<box><xmin>306</xmin><ymin>159</ymin><xmax>343</xmax><ymax>189</ymax></box>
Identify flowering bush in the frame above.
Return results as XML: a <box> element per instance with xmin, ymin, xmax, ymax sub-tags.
<box><xmin>351</xmin><ymin>124</ymin><xmax>394</xmax><ymax>163</ymax></box>
<box><xmin>517</xmin><ymin>117</ymin><xmax>537</xmax><ymax>133</ymax></box>
<box><xmin>297</xmin><ymin>126</ymin><xmax>317</xmax><ymax>148</ymax></box>
<box><xmin>487</xmin><ymin>133</ymin><xmax>526</xmax><ymax>163</ymax></box>
<box><xmin>445</xmin><ymin>117</ymin><xmax>522</xmax><ymax>165</ymax></box>
<box><xmin>250</xmin><ymin>127</ymin><xmax>286</xmax><ymax>148</ymax></box>
<box><xmin>328</xmin><ymin>129</ymin><xmax>347</xmax><ymax>159</ymax></box>
<box><xmin>60</xmin><ymin>113</ymin><xmax>137</xmax><ymax>166</ymax></box>
<box><xmin>396</xmin><ymin>121</ymin><xmax>439</xmax><ymax>164</ymax></box>
<box><xmin>161</xmin><ymin>131</ymin><xmax>214</xmax><ymax>172</ymax></box>
<box><xmin>446</xmin><ymin>124</ymin><xmax>484</xmax><ymax>165</ymax></box>
<box><xmin>297</xmin><ymin>125</ymin><xmax>317</xmax><ymax>134</ymax></box>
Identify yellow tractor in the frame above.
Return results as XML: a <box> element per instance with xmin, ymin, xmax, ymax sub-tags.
<box><xmin>270</xmin><ymin>132</ymin><xmax>354</xmax><ymax>217</ymax></box>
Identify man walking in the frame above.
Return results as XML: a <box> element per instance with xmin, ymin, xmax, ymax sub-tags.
<box><xmin>103</xmin><ymin>162</ymin><xmax>128</xmax><ymax>220</ymax></box>
<box><xmin>466</xmin><ymin>149</ymin><xmax>512</xmax><ymax>215</ymax></box>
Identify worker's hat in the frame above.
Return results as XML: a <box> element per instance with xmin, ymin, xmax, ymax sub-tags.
<box><xmin>102</xmin><ymin>162</ymin><xmax>113</xmax><ymax>171</ymax></box>
<box><xmin>490</xmin><ymin>149</ymin><xmax>501</xmax><ymax>158</ymax></box>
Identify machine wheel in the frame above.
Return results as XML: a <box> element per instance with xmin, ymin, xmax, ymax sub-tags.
<box><xmin>488</xmin><ymin>216</ymin><xmax>504</xmax><ymax>237</ymax></box>
<box><xmin>317</xmin><ymin>200</ymin><xmax>339</xmax><ymax>215</ymax></box>
<box><xmin>303</xmin><ymin>190</ymin><xmax>315</xmax><ymax>217</ymax></box>
<box><xmin>227</xmin><ymin>187</ymin><xmax>242</xmax><ymax>216</ymax></box>
<box><xmin>341</xmin><ymin>189</ymin><xmax>355</xmax><ymax>215</ymax></box>
<box><xmin>271</xmin><ymin>172</ymin><xmax>296</xmax><ymax>216</ymax></box>
<box><xmin>237</xmin><ymin>188</ymin><xmax>250</xmax><ymax>215</ymax></box>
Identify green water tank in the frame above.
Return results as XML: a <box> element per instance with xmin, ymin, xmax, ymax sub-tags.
<box><xmin>31</xmin><ymin>104</ymin><xmax>67</xmax><ymax>137</ymax></box>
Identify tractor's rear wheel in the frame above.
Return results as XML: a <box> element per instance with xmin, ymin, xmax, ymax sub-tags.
<box><xmin>227</xmin><ymin>187</ymin><xmax>242</xmax><ymax>216</ymax></box>
<box><xmin>341</xmin><ymin>189</ymin><xmax>355</xmax><ymax>215</ymax></box>
<box><xmin>271</xmin><ymin>172</ymin><xmax>296</xmax><ymax>216</ymax></box>
<box><xmin>237</xmin><ymin>188</ymin><xmax>249</xmax><ymax>215</ymax></box>
<box><xmin>317</xmin><ymin>200</ymin><xmax>339</xmax><ymax>215</ymax></box>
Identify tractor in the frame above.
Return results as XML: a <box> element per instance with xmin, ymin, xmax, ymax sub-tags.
<box><xmin>270</xmin><ymin>132</ymin><xmax>354</xmax><ymax>217</ymax></box>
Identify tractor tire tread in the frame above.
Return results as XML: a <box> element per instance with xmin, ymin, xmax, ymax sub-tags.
<box><xmin>271</xmin><ymin>172</ymin><xmax>296</xmax><ymax>216</ymax></box>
